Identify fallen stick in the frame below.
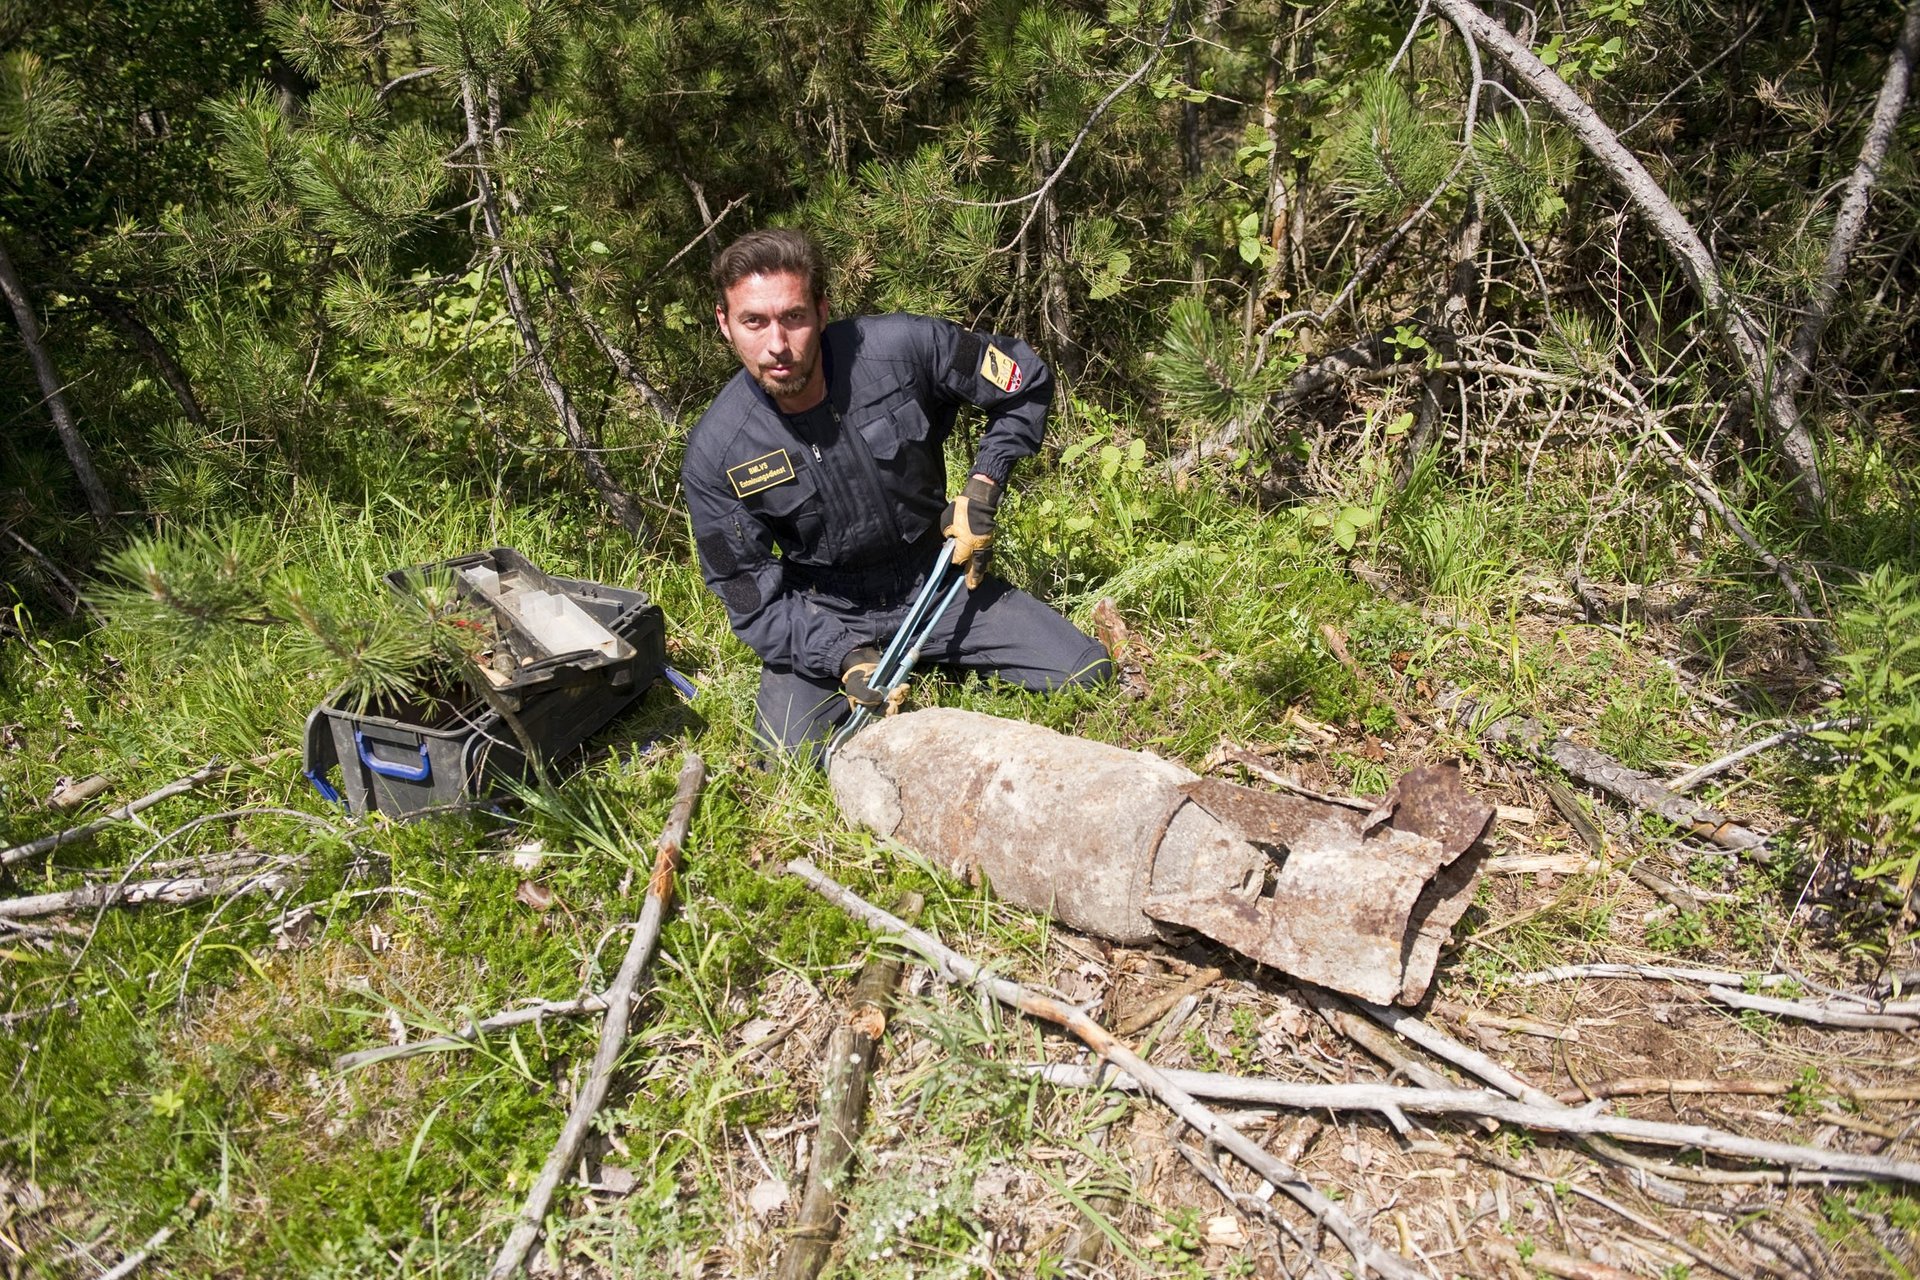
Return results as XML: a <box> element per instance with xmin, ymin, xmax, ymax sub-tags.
<box><xmin>2</xmin><ymin>750</ymin><xmax>294</xmax><ymax>867</ymax></box>
<box><xmin>1479</xmin><ymin>1237</ymin><xmax>1638</xmax><ymax>1280</ymax></box>
<box><xmin>1110</xmin><ymin>966</ymin><xmax>1223</xmax><ymax>1037</ymax></box>
<box><xmin>487</xmin><ymin>752</ymin><xmax>705</xmax><ymax>1280</ymax></box>
<box><xmin>49</xmin><ymin>774</ymin><xmax>112</xmax><ymax>811</ymax></box>
<box><xmin>1557</xmin><ymin>1077</ymin><xmax>1920</xmax><ymax>1105</ymax></box>
<box><xmin>787</xmin><ymin>858</ymin><xmax>1425</xmax><ymax>1280</ymax></box>
<box><xmin>1019</xmin><ymin>1065</ymin><xmax>1920</xmax><ymax>1182</ymax></box>
<box><xmin>95</xmin><ymin>1188</ymin><xmax>208</xmax><ymax>1280</ymax></box>
<box><xmin>1473</xmin><ymin>712</ymin><xmax>1767</xmax><ymax>853</ymax></box>
<box><xmin>1703</xmin><ymin>984</ymin><xmax>1918</xmax><ymax>1031</ymax></box>
<box><xmin>0</xmin><ymin>867</ymin><xmax>295</xmax><ymax>920</ymax></box>
<box><xmin>334</xmin><ymin>996</ymin><xmax>611</xmax><ymax>1072</ymax></box>
<box><xmin>1665</xmin><ymin>718</ymin><xmax>1859</xmax><ymax>794</ymax></box>
<box><xmin>776</xmin><ymin>891</ymin><xmax>920</xmax><ymax>1280</ymax></box>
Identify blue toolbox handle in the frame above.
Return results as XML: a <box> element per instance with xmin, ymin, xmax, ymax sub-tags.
<box><xmin>304</xmin><ymin>769</ymin><xmax>345</xmax><ymax>806</ymax></box>
<box><xmin>355</xmin><ymin>731</ymin><xmax>432</xmax><ymax>782</ymax></box>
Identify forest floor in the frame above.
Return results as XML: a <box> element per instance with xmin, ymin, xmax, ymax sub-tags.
<box><xmin>2</xmin><ymin>462</ymin><xmax>1917</xmax><ymax>1279</ymax></box>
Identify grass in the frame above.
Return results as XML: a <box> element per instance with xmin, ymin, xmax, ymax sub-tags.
<box><xmin>3</xmin><ymin>416</ymin><xmax>1918</xmax><ymax>1276</ymax></box>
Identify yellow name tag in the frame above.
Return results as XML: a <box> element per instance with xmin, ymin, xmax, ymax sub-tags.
<box><xmin>728</xmin><ymin>449</ymin><xmax>796</xmax><ymax>497</ymax></box>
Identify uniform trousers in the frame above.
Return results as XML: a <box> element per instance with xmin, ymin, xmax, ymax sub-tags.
<box><xmin>754</xmin><ymin>563</ymin><xmax>1110</xmax><ymax>759</ymax></box>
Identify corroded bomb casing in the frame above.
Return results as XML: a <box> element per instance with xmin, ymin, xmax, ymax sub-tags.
<box><xmin>829</xmin><ymin>708</ymin><xmax>1494</xmax><ymax>1005</ymax></box>
<box><xmin>828</xmin><ymin>708</ymin><xmax>1264</xmax><ymax>944</ymax></box>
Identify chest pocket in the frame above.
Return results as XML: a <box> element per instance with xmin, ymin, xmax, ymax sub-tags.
<box><xmin>740</xmin><ymin>465</ymin><xmax>825</xmax><ymax>556</ymax></box>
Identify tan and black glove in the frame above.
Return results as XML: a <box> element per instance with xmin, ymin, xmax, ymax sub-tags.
<box><xmin>840</xmin><ymin>645</ymin><xmax>886</xmax><ymax>712</ymax></box>
<box><xmin>941</xmin><ymin>474</ymin><xmax>1001</xmax><ymax>590</ymax></box>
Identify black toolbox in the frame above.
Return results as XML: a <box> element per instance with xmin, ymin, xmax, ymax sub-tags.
<box><xmin>302</xmin><ymin>553</ymin><xmax>666</xmax><ymax>818</ymax></box>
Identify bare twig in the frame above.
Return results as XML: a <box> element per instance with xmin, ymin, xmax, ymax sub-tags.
<box><xmin>777</xmin><ymin>892</ymin><xmax>920</xmax><ymax>1280</ymax></box>
<box><xmin>0</xmin><ymin>866</ymin><xmax>296</xmax><ymax>920</ymax></box>
<box><xmin>1</xmin><ymin>750</ymin><xmax>296</xmax><ymax>867</ymax></box>
<box><xmin>1666</xmin><ymin>718</ymin><xmax>1860</xmax><ymax>793</ymax></box>
<box><xmin>1111</xmin><ymin>966</ymin><xmax>1223</xmax><ymax>1037</ymax></box>
<box><xmin>1703</xmin><ymin>985</ymin><xmax>1918</xmax><ymax>1031</ymax></box>
<box><xmin>1023</xmin><ymin>1064</ymin><xmax>1920</xmax><ymax>1182</ymax></box>
<box><xmin>334</xmin><ymin>995</ymin><xmax>611</xmax><ymax>1072</ymax></box>
<box><xmin>488</xmin><ymin>753</ymin><xmax>706</xmax><ymax>1280</ymax></box>
<box><xmin>1779</xmin><ymin>0</ymin><xmax>1920</xmax><ymax>402</ymax></box>
<box><xmin>94</xmin><ymin>1188</ymin><xmax>208</xmax><ymax>1280</ymax></box>
<box><xmin>787</xmin><ymin>859</ymin><xmax>1426</xmax><ymax>1280</ymax></box>
<box><xmin>1556</xmin><ymin>1077</ymin><xmax>1920</xmax><ymax>1105</ymax></box>
<box><xmin>1429</xmin><ymin>0</ymin><xmax>1826</xmax><ymax>508</ymax></box>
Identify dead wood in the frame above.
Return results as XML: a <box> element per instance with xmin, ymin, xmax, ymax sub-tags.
<box><xmin>0</xmin><ymin>867</ymin><xmax>295</xmax><ymax>920</ymax></box>
<box><xmin>1480</xmin><ymin>1237</ymin><xmax>1639</xmax><ymax>1280</ymax></box>
<box><xmin>0</xmin><ymin>233</ymin><xmax>113</xmax><ymax>525</ymax></box>
<box><xmin>787</xmin><ymin>858</ymin><xmax>1427</xmax><ymax>1280</ymax></box>
<box><xmin>1</xmin><ymin>750</ymin><xmax>296</xmax><ymax>868</ymax></box>
<box><xmin>1779</xmin><ymin>0</ymin><xmax>1920</xmax><ymax>404</ymax></box>
<box><xmin>1556</xmin><ymin>1077</ymin><xmax>1920</xmax><ymax>1106</ymax></box>
<box><xmin>776</xmin><ymin>892</ymin><xmax>920</xmax><ymax>1280</ymax></box>
<box><xmin>1021</xmin><ymin>1065</ymin><xmax>1920</xmax><ymax>1183</ymax></box>
<box><xmin>334</xmin><ymin>996</ymin><xmax>612</xmax><ymax>1072</ymax></box>
<box><xmin>487</xmin><ymin>753</ymin><xmax>705</xmax><ymax>1280</ymax></box>
<box><xmin>95</xmin><ymin>1188</ymin><xmax>208</xmax><ymax>1280</ymax></box>
<box><xmin>1702</xmin><ymin>985</ymin><xmax>1918</xmax><ymax>1031</ymax></box>
<box><xmin>1665</xmin><ymin>718</ymin><xmax>1859</xmax><ymax>794</ymax></box>
<box><xmin>47</xmin><ymin>774</ymin><xmax>112</xmax><ymax>810</ymax></box>
<box><xmin>1429</xmin><ymin>0</ymin><xmax>1826</xmax><ymax>509</ymax></box>
<box><xmin>1468</xmin><ymin>708</ymin><xmax>1768</xmax><ymax>854</ymax></box>
<box><xmin>1110</xmin><ymin>966</ymin><xmax>1222</xmax><ymax>1038</ymax></box>
<box><xmin>540</xmin><ymin>249</ymin><xmax>680</xmax><ymax>427</ymax></box>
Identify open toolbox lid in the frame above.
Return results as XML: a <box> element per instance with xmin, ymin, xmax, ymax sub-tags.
<box><xmin>383</xmin><ymin>548</ymin><xmax>650</xmax><ymax>696</ymax></box>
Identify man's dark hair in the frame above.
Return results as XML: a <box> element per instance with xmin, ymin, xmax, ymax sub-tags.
<box><xmin>712</xmin><ymin>229</ymin><xmax>826</xmax><ymax>311</ymax></box>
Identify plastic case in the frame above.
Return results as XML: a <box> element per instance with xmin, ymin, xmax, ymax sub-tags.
<box><xmin>302</xmin><ymin>555</ymin><xmax>666</xmax><ymax>818</ymax></box>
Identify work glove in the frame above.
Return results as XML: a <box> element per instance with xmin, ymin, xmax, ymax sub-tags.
<box><xmin>941</xmin><ymin>474</ymin><xmax>1000</xmax><ymax>590</ymax></box>
<box><xmin>840</xmin><ymin>645</ymin><xmax>886</xmax><ymax>712</ymax></box>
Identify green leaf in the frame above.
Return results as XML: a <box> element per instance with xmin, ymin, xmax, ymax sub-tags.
<box><xmin>587</xmin><ymin>239</ymin><xmax>609</xmax><ymax>255</ymax></box>
<box><xmin>1385</xmin><ymin>412</ymin><xmax>1414</xmax><ymax>437</ymax></box>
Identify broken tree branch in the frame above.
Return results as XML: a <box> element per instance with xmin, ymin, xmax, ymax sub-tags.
<box><xmin>0</xmin><ymin>865</ymin><xmax>296</xmax><ymax>921</ymax></box>
<box><xmin>334</xmin><ymin>996</ymin><xmax>611</xmax><ymax>1072</ymax></box>
<box><xmin>1021</xmin><ymin>1066</ymin><xmax>1920</xmax><ymax>1183</ymax></box>
<box><xmin>95</xmin><ymin>1188</ymin><xmax>208</xmax><ymax>1280</ymax></box>
<box><xmin>1556</xmin><ymin>1077</ymin><xmax>1920</xmax><ymax>1105</ymax></box>
<box><xmin>1665</xmin><ymin>718</ymin><xmax>1859</xmax><ymax>793</ymax></box>
<box><xmin>1</xmin><ymin>750</ymin><xmax>296</xmax><ymax>867</ymax></box>
<box><xmin>776</xmin><ymin>891</ymin><xmax>921</xmax><ymax>1280</ymax></box>
<box><xmin>1430</xmin><ymin>0</ymin><xmax>1826</xmax><ymax>509</ymax></box>
<box><xmin>1780</xmin><ymin>0</ymin><xmax>1920</xmax><ymax>403</ymax></box>
<box><xmin>1465</xmin><ymin>706</ymin><xmax>1768</xmax><ymax>854</ymax></box>
<box><xmin>787</xmin><ymin>858</ymin><xmax>1425</xmax><ymax>1280</ymax></box>
<box><xmin>488</xmin><ymin>753</ymin><xmax>706</xmax><ymax>1280</ymax></box>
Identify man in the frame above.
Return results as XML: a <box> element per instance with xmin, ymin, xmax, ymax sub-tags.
<box><xmin>682</xmin><ymin>228</ymin><xmax>1110</xmax><ymax>758</ymax></box>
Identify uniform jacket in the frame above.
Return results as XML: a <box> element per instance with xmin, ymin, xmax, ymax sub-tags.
<box><xmin>683</xmin><ymin>313</ymin><xmax>1053</xmax><ymax>678</ymax></box>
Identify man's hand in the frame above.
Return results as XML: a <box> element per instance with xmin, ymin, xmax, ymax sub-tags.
<box><xmin>941</xmin><ymin>474</ymin><xmax>1000</xmax><ymax>589</ymax></box>
<box><xmin>840</xmin><ymin>645</ymin><xmax>886</xmax><ymax>711</ymax></box>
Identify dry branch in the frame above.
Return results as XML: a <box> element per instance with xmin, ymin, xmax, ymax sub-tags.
<box><xmin>1</xmin><ymin>751</ymin><xmax>293</xmax><ymax>867</ymax></box>
<box><xmin>1022</xmin><ymin>1065</ymin><xmax>1920</xmax><ymax>1183</ymax></box>
<box><xmin>1467</xmin><ymin>708</ymin><xmax>1768</xmax><ymax>853</ymax></box>
<box><xmin>776</xmin><ymin>892</ymin><xmax>920</xmax><ymax>1280</ymax></box>
<box><xmin>1665</xmin><ymin>718</ymin><xmax>1858</xmax><ymax>794</ymax></box>
<box><xmin>1780</xmin><ymin>0</ymin><xmax>1920</xmax><ymax>403</ymax></box>
<box><xmin>1555</xmin><ymin>1077</ymin><xmax>1920</xmax><ymax>1105</ymax></box>
<box><xmin>787</xmin><ymin>858</ymin><xmax>1425</xmax><ymax>1280</ymax></box>
<box><xmin>1430</xmin><ymin>0</ymin><xmax>1826</xmax><ymax>507</ymax></box>
<box><xmin>1110</xmin><ymin>965</ymin><xmax>1222</xmax><ymax>1038</ymax></box>
<box><xmin>488</xmin><ymin>753</ymin><xmax>706</xmax><ymax>1280</ymax></box>
<box><xmin>334</xmin><ymin>996</ymin><xmax>611</xmax><ymax>1072</ymax></box>
<box><xmin>95</xmin><ymin>1188</ymin><xmax>208</xmax><ymax>1280</ymax></box>
<box><xmin>0</xmin><ymin>867</ymin><xmax>294</xmax><ymax>920</ymax></box>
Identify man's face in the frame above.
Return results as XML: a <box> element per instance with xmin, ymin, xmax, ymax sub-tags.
<box><xmin>716</xmin><ymin>271</ymin><xmax>829</xmax><ymax>408</ymax></box>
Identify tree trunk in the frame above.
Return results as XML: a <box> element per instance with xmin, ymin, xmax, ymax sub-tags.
<box><xmin>456</xmin><ymin>74</ymin><xmax>647</xmax><ymax>540</ymax></box>
<box><xmin>0</xmin><ymin>233</ymin><xmax>113</xmax><ymax>525</ymax></box>
<box><xmin>1432</xmin><ymin>0</ymin><xmax>1828</xmax><ymax>513</ymax></box>
<box><xmin>71</xmin><ymin>281</ymin><xmax>209</xmax><ymax>428</ymax></box>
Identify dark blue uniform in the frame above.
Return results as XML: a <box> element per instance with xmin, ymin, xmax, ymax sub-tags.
<box><xmin>682</xmin><ymin>313</ymin><xmax>1110</xmax><ymax>754</ymax></box>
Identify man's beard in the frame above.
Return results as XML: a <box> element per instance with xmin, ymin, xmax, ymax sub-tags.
<box><xmin>755</xmin><ymin>355</ymin><xmax>815</xmax><ymax>399</ymax></box>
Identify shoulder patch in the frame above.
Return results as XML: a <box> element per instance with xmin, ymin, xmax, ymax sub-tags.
<box><xmin>727</xmin><ymin>449</ymin><xmax>796</xmax><ymax>497</ymax></box>
<box><xmin>980</xmin><ymin>343</ymin><xmax>1023</xmax><ymax>393</ymax></box>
